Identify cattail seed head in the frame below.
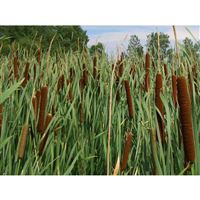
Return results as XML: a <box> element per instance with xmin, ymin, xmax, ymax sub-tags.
<box><xmin>37</xmin><ymin>86</ymin><xmax>48</xmax><ymax>133</ymax></box>
<box><xmin>93</xmin><ymin>56</ymin><xmax>97</xmax><ymax>79</ymax></box>
<box><xmin>18</xmin><ymin>124</ymin><xmax>29</xmax><ymax>160</ymax></box>
<box><xmin>37</xmin><ymin>49</ymin><xmax>41</xmax><ymax>65</ymax></box>
<box><xmin>164</xmin><ymin>63</ymin><xmax>168</xmax><ymax>77</ymax></box>
<box><xmin>124</xmin><ymin>80</ymin><xmax>134</xmax><ymax>118</ymax></box>
<box><xmin>177</xmin><ymin>76</ymin><xmax>195</xmax><ymax>164</ymax></box>
<box><xmin>144</xmin><ymin>52</ymin><xmax>150</xmax><ymax>92</ymax></box>
<box><xmin>22</xmin><ymin>62</ymin><xmax>30</xmax><ymax>87</ymax></box>
<box><xmin>57</xmin><ymin>74</ymin><xmax>65</xmax><ymax>92</ymax></box>
<box><xmin>155</xmin><ymin>74</ymin><xmax>165</xmax><ymax>143</ymax></box>
<box><xmin>121</xmin><ymin>132</ymin><xmax>133</xmax><ymax>172</ymax></box>
<box><xmin>82</xmin><ymin>63</ymin><xmax>88</xmax><ymax>86</ymax></box>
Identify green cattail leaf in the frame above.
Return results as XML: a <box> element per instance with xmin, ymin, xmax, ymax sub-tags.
<box><xmin>0</xmin><ymin>79</ymin><xmax>23</xmax><ymax>104</ymax></box>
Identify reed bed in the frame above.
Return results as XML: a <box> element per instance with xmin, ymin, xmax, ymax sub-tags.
<box><xmin>0</xmin><ymin>40</ymin><xmax>199</xmax><ymax>175</ymax></box>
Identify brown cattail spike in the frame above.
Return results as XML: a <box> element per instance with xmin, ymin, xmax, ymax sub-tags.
<box><xmin>22</xmin><ymin>62</ymin><xmax>30</xmax><ymax>87</ymax></box>
<box><xmin>57</xmin><ymin>74</ymin><xmax>65</xmax><ymax>92</ymax></box>
<box><xmin>83</xmin><ymin>63</ymin><xmax>88</xmax><ymax>86</ymax></box>
<box><xmin>39</xmin><ymin>113</ymin><xmax>53</xmax><ymax>156</ymax></box>
<box><xmin>18</xmin><ymin>124</ymin><xmax>29</xmax><ymax>160</ymax></box>
<box><xmin>37</xmin><ymin>49</ymin><xmax>41</xmax><ymax>65</ymax></box>
<box><xmin>144</xmin><ymin>52</ymin><xmax>150</xmax><ymax>92</ymax></box>
<box><xmin>93</xmin><ymin>56</ymin><xmax>97</xmax><ymax>79</ymax></box>
<box><xmin>121</xmin><ymin>132</ymin><xmax>133</xmax><ymax>171</ymax></box>
<box><xmin>155</xmin><ymin>74</ymin><xmax>165</xmax><ymax>143</ymax></box>
<box><xmin>177</xmin><ymin>76</ymin><xmax>195</xmax><ymax>164</ymax></box>
<box><xmin>124</xmin><ymin>80</ymin><xmax>134</xmax><ymax>118</ymax></box>
<box><xmin>37</xmin><ymin>86</ymin><xmax>48</xmax><ymax>133</ymax></box>
<box><xmin>163</xmin><ymin>63</ymin><xmax>168</xmax><ymax>77</ymax></box>
<box><xmin>172</xmin><ymin>75</ymin><xmax>177</xmax><ymax>107</ymax></box>
<box><xmin>13</xmin><ymin>57</ymin><xmax>19</xmax><ymax>80</ymax></box>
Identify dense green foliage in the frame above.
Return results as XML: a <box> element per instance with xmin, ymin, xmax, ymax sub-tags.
<box><xmin>0</xmin><ymin>26</ymin><xmax>89</xmax><ymax>54</ymax></box>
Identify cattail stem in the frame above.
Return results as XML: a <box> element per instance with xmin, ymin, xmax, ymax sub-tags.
<box><xmin>57</xmin><ymin>74</ymin><xmax>65</xmax><ymax>92</ymax></box>
<box><xmin>83</xmin><ymin>63</ymin><xmax>88</xmax><ymax>86</ymax></box>
<box><xmin>121</xmin><ymin>132</ymin><xmax>133</xmax><ymax>172</ymax></box>
<box><xmin>177</xmin><ymin>76</ymin><xmax>195</xmax><ymax>164</ymax></box>
<box><xmin>37</xmin><ymin>86</ymin><xmax>48</xmax><ymax>133</ymax></box>
<box><xmin>18</xmin><ymin>124</ymin><xmax>29</xmax><ymax>160</ymax></box>
<box><xmin>124</xmin><ymin>80</ymin><xmax>134</xmax><ymax>118</ymax></box>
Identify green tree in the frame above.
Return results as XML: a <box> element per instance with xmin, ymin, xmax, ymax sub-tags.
<box><xmin>146</xmin><ymin>32</ymin><xmax>170</xmax><ymax>60</ymax></box>
<box><xmin>0</xmin><ymin>26</ymin><xmax>89</xmax><ymax>54</ymax></box>
<box><xmin>89</xmin><ymin>42</ymin><xmax>105</xmax><ymax>57</ymax></box>
<box><xmin>182</xmin><ymin>37</ymin><xmax>199</xmax><ymax>59</ymax></box>
<box><xmin>127</xmin><ymin>35</ymin><xmax>143</xmax><ymax>58</ymax></box>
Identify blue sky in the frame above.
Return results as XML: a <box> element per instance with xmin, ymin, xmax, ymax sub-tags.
<box><xmin>82</xmin><ymin>26</ymin><xmax>200</xmax><ymax>56</ymax></box>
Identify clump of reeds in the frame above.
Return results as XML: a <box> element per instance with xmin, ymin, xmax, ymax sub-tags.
<box><xmin>172</xmin><ymin>75</ymin><xmax>177</xmax><ymax>107</ymax></box>
<box><xmin>124</xmin><ymin>80</ymin><xmax>134</xmax><ymax>118</ymax></box>
<box><xmin>121</xmin><ymin>132</ymin><xmax>133</xmax><ymax>172</ymax></box>
<box><xmin>13</xmin><ymin>57</ymin><xmax>19</xmax><ymax>80</ymax></box>
<box><xmin>18</xmin><ymin>124</ymin><xmax>29</xmax><ymax>159</ymax></box>
<box><xmin>177</xmin><ymin>76</ymin><xmax>195</xmax><ymax>164</ymax></box>
<box><xmin>37</xmin><ymin>86</ymin><xmax>48</xmax><ymax>133</ymax></box>
<box><xmin>39</xmin><ymin>113</ymin><xmax>53</xmax><ymax>156</ymax></box>
<box><xmin>155</xmin><ymin>73</ymin><xmax>165</xmax><ymax>143</ymax></box>
<box><xmin>22</xmin><ymin>62</ymin><xmax>30</xmax><ymax>87</ymax></box>
<box><xmin>144</xmin><ymin>52</ymin><xmax>150</xmax><ymax>92</ymax></box>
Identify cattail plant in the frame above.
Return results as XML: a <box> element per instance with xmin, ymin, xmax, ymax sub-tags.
<box><xmin>13</xmin><ymin>57</ymin><xmax>19</xmax><ymax>80</ymax></box>
<box><xmin>82</xmin><ymin>63</ymin><xmax>88</xmax><ymax>86</ymax></box>
<box><xmin>93</xmin><ymin>56</ymin><xmax>97</xmax><ymax>79</ymax></box>
<box><xmin>121</xmin><ymin>132</ymin><xmax>133</xmax><ymax>172</ymax></box>
<box><xmin>33</xmin><ymin>64</ymin><xmax>36</xmax><ymax>80</ymax></box>
<box><xmin>163</xmin><ymin>63</ymin><xmax>168</xmax><ymax>77</ymax></box>
<box><xmin>124</xmin><ymin>80</ymin><xmax>134</xmax><ymax>118</ymax></box>
<box><xmin>39</xmin><ymin>113</ymin><xmax>53</xmax><ymax>156</ymax></box>
<box><xmin>37</xmin><ymin>86</ymin><xmax>48</xmax><ymax>133</ymax></box>
<box><xmin>155</xmin><ymin>73</ymin><xmax>165</xmax><ymax>143</ymax></box>
<box><xmin>177</xmin><ymin>76</ymin><xmax>195</xmax><ymax>164</ymax></box>
<box><xmin>172</xmin><ymin>75</ymin><xmax>177</xmax><ymax>107</ymax></box>
<box><xmin>22</xmin><ymin>62</ymin><xmax>30</xmax><ymax>87</ymax></box>
<box><xmin>144</xmin><ymin>52</ymin><xmax>150</xmax><ymax>92</ymax></box>
<box><xmin>18</xmin><ymin>124</ymin><xmax>29</xmax><ymax>160</ymax></box>
<box><xmin>57</xmin><ymin>74</ymin><xmax>65</xmax><ymax>92</ymax></box>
